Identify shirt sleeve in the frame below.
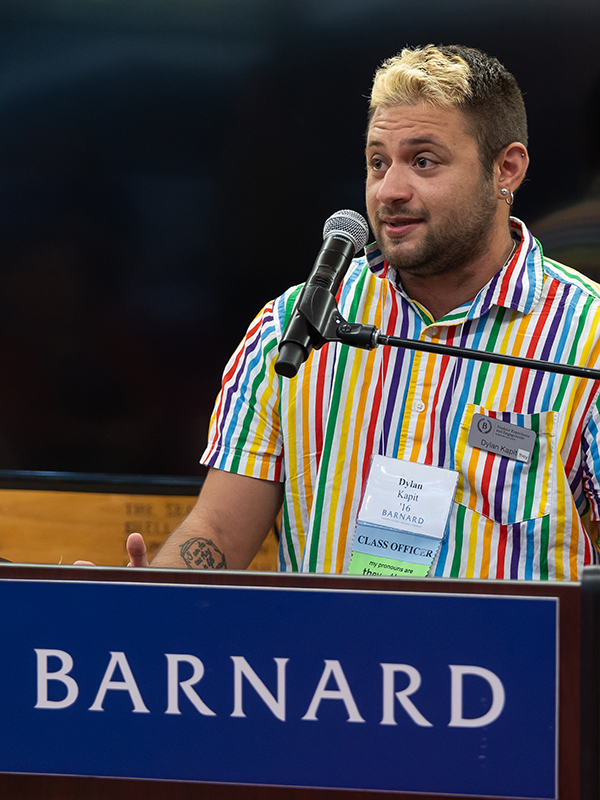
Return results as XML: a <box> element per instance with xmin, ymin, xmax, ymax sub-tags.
<box><xmin>581</xmin><ymin>390</ymin><xmax>600</xmax><ymax>520</ymax></box>
<box><xmin>200</xmin><ymin>292</ymin><xmax>293</xmax><ymax>483</ymax></box>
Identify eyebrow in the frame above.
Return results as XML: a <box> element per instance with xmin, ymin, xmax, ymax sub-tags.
<box><xmin>366</xmin><ymin>135</ymin><xmax>450</xmax><ymax>152</ymax></box>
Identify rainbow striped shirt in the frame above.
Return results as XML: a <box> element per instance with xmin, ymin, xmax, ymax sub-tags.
<box><xmin>202</xmin><ymin>219</ymin><xmax>600</xmax><ymax>580</ymax></box>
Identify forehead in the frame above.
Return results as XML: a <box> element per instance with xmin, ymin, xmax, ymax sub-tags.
<box><xmin>366</xmin><ymin>102</ymin><xmax>475</xmax><ymax>149</ymax></box>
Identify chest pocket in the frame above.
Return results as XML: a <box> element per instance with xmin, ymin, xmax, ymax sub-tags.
<box><xmin>453</xmin><ymin>404</ymin><xmax>557</xmax><ymax>525</ymax></box>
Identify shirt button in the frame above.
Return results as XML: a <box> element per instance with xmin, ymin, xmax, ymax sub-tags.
<box><xmin>413</xmin><ymin>400</ymin><xmax>426</xmax><ymax>413</ymax></box>
<box><xmin>429</xmin><ymin>326</ymin><xmax>439</xmax><ymax>336</ymax></box>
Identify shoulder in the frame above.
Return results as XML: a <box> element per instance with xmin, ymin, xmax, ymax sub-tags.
<box><xmin>542</xmin><ymin>253</ymin><xmax>600</xmax><ymax>301</ymax></box>
<box><xmin>272</xmin><ymin>256</ymin><xmax>376</xmax><ymax>324</ymax></box>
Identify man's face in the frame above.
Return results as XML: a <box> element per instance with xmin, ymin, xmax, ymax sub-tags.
<box><xmin>365</xmin><ymin>102</ymin><xmax>499</xmax><ymax>277</ymax></box>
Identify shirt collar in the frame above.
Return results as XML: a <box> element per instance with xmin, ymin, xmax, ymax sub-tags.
<box><xmin>365</xmin><ymin>217</ymin><xmax>544</xmax><ymax>320</ymax></box>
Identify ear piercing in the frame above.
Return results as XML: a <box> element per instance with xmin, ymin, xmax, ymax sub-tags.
<box><xmin>501</xmin><ymin>188</ymin><xmax>514</xmax><ymax>206</ymax></box>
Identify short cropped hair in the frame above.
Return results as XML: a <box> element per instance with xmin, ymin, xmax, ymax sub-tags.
<box><xmin>369</xmin><ymin>44</ymin><xmax>528</xmax><ymax>176</ymax></box>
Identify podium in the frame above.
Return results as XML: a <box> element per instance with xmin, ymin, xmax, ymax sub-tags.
<box><xmin>0</xmin><ymin>562</ymin><xmax>597</xmax><ymax>800</ymax></box>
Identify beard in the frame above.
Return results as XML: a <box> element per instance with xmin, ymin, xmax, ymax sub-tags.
<box><xmin>372</xmin><ymin>179</ymin><xmax>499</xmax><ymax>277</ymax></box>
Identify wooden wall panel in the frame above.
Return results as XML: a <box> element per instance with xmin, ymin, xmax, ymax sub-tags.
<box><xmin>0</xmin><ymin>489</ymin><xmax>278</xmax><ymax>570</ymax></box>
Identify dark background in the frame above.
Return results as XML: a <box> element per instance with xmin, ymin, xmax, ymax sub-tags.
<box><xmin>0</xmin><ymin>0</ymin><xmax>598</xmax><ymax>477</ymax></box>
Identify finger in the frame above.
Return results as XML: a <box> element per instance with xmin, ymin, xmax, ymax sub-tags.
<box><xmin>127</xmin><ymin>532</ymin><xmax>149</xmax><ymax>567</ymax></box>
<box><xmin>73</xmin><ymin>560</ymin><xmax>96</xmax><ymax>566</ymax></box>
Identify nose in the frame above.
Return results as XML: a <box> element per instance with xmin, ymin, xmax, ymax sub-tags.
<box><xmin>374</xmin><ymin>162</ymin><xmax>413</xmax><ymax>208</ymax></box>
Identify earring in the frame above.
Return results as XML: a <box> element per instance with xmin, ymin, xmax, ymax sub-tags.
<box><xmin>500</xmin><ymin>188</ymin><xmax>514</xmax><ymax>206</ymax></box>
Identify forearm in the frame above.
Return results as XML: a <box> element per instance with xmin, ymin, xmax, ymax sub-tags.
<box><xmin>150</xmin><ymin>512</ymin><xmax>239</xmax><ymax>570</ymax></box>
<box><xmin>150</xmin><ymin>468</ymin><xmax>283</xmax><ymax>570</ymax></box>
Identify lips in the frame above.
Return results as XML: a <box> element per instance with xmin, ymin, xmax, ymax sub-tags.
<box><xmin>381</xmin><ymin>217</ymin><xmax>423</xmax><ymax>238</ymax></box>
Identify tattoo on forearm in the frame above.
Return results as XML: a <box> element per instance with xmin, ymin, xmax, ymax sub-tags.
<box><xmin>180</xmin><ymin>538</ymin><xmax>227</xmax><ymax>570</ymax></box>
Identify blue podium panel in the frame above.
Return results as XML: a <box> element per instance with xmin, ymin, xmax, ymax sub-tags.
<box><xmin>0</xmin><ymin>579</ymin><xmax>558</xmax><ymax>798</ymax></box>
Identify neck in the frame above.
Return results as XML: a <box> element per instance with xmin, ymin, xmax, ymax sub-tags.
<box><xmin>399</xmin><ymin>226</ymin><xmax>516</xmax><ymax>322</ymax></box>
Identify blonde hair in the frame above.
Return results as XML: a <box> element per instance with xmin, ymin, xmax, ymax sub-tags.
<box><xmin>370</xmin><ymin>45</ymin><xmax>471</xmax><ymax>111</ymax></box>
<box><xmin>368</xmin><ymin>44</ymin><xmax>528</xmax><ymax>176</ymax></box>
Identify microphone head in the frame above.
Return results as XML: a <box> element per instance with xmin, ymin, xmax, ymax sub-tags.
<box><xmin>322</xmin><ymin>209</ymin><xmax>369</xmax><ymax>254</ymax></box>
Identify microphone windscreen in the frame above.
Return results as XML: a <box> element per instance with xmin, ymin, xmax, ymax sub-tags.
<box><xmin>322</xmin><ymin>209</ymin><xmax>369</xmax><ymax>254</ymax></box>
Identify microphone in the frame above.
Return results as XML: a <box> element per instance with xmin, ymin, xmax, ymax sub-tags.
<box><xmin>275</xmin><ymin>209</ymin><xmax>369</xmax><ymax>378</ymax></box>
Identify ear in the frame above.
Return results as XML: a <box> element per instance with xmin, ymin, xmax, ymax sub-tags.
<box><xmin>496</xmin><ymin>142</ymin><xmax>529</xmax><ymax>194</ymax></box>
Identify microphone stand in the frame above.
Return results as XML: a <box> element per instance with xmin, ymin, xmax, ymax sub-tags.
<box><xmin>286</xmin><ymin>284</ymin><xmax>600</xmax><ymax>382</ymax></box>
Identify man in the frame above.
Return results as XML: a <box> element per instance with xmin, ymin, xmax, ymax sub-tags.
<box><xmin>126</xmin><ymin>44</ymin><xmax>600</xmax><ymax>580</ymax></box>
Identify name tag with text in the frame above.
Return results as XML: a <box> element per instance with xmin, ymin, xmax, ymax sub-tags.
<box><xmin>348</xmin><ymin>455</ymin><xmax>458</xmax><ymax>578</ymax></box>
<box><xmin>468</xmin><ymin>413</ymin><xmax>536</xmax><ymax>463</ymax></box>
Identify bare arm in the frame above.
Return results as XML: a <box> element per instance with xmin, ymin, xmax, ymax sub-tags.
<box><xmin>131</xmin><ymin>468</ymin><xmax>283</xmax><ymax>570</ymax></box>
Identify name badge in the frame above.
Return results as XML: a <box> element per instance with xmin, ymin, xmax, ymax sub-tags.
<box><xmin>348</xmin><ymin>455</ymin><xmax>458</xmax><ymax>579</ymax></box>
<box><xmin>467</xmin><ymin>413</ymin><xmax>536</xmax><ymax>463</ymax></box>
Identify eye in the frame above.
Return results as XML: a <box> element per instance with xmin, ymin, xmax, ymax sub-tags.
<box><xmin>367</xmin><ymin>155</ymin><xmax>386</xmax><ymax>172</ymax></box>
<box><xmin>414</xmin><ymin>155</ymin><xmax>436</xmax><ymax>169</ymax></box>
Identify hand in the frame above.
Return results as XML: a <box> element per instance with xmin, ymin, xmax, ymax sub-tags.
<box><xmin>126</xmin><ymin>532</ymin><xmax>149</xmax><ymax>567</ymax></box>
<box><xmin>73</xmin><ymin>532</ymin><xmax>149</xmax><ymax>567</ymax></box>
